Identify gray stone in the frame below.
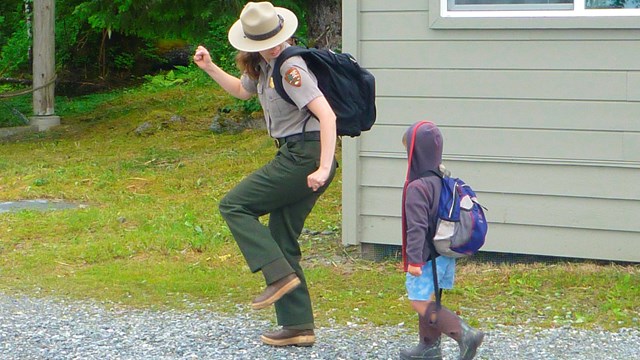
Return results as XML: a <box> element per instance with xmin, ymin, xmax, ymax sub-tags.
<box><xmin>134</xmin><ymin>121</ymin><xmax>155</xmax><ymax>136</ymax></box>
<box><xmin>0</xmin><ymin>125</ymin><xmax>38</xmax><ymax>140</ymax></box>
<box><xmin>0</xmin><ymin>200</ymin><xmax>86</xmax><ymax>214</ymax></box>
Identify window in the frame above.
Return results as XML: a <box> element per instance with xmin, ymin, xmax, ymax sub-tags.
<box><xmin>445</xmin><ymin>0</ymin><xmax>640</xmax><ymax>16</ymax></box>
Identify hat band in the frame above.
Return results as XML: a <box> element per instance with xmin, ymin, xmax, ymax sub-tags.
<box><xmin>244</xmin><ymin>15</ymin><xmax>284</xmax><ymax>41</ymax></box>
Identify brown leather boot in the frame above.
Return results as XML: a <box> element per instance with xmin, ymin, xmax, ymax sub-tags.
<box><xmin>261</xmin><ymin>328</ymin><xmax>315</xmax><ymax>347</ymax></box>
<box><xmin>251</xmin><ymin>273</ymin><xmax>301</xmax><ymax>310</ymax></box>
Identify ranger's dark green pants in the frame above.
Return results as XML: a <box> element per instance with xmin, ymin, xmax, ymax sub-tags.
<box><xmin>219</xmin><ymin>139</ymin><xmax>336</xmax><ymax>329</ymax></box>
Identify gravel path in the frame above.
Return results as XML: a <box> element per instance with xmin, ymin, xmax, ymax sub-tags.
<box><xmin>1</xmin><ymin>293</ymin><xmax>638</xmax><ymax>359</ymax></box>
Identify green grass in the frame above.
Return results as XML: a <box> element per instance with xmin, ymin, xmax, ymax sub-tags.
<box><xmin>0</xmin><ymin>78</ymin><xmax>638</xmax><ymax>332</ymax></box>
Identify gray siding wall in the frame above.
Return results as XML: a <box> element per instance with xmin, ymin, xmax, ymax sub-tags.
<box><xmin>341</xmin><ymin>0</ymin><xmax>640</xmax><ymax>262</ymax></box>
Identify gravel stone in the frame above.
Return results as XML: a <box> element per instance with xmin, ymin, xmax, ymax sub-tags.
<box><xmin>1</xmin><ymin>293</ymin><xmax>638</xmax><ymax>359</ymax></box>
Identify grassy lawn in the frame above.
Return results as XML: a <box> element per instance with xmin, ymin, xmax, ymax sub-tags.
<box><xmin>1</xmin><ymin>79</ymin><xmax>638</xmax><ymax>332</ymax></box>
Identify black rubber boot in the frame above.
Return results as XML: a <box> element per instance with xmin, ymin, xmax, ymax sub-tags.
<box><xmin>457</xmin><ymin>320</ymin><xmax>484</xmax><ymax>360</ymax></box>
<box><xmin>399</xmin><ymin>338</ymin><xmax>442</xmax><ymax>360</ymax></box>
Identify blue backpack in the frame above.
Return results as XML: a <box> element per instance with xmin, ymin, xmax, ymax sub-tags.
<box><xmin>431</xmin><ymin>172</ymin><xmax>488</xmax><ymax>258</ymax></box>
<box><xmin>428</xmin><ymin>172</ymin><xmax>488</xmax><ymax>310</ymax></box>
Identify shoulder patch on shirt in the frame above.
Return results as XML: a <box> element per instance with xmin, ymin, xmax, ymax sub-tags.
<box><xmin>285</xmin><ymin>67</ymin><xmax>302</xmax><ymax>87</ymax></box>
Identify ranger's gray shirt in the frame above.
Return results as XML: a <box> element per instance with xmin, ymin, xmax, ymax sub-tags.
<box><xmin>240</xmin><ymin>46</ymin><xmax>323</xmax><ymax>138</ymax></box>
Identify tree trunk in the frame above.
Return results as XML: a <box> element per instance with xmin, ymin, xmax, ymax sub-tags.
<box><xmin>305</xmin><ymin>0</ymin><xmax>341</xmax><ymax>50</ymax></box>
<box><xmin>32</xmin><ymin>0</ymin><xmax>56</xmax><ymax>116</ymax></box>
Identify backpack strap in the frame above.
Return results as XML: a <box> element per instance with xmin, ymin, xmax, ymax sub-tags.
<box><xmin>272</xmin><ymin>46</ymin><xmax>315</xmax><ymax>135</ymax></box>
<box><xmin>272</xmin><ymin>46</ymin><xmax>309</xmax><ymax>105</ymax></box>
<box><xmin>426</xmin><ymin>169</ymin><xmax>443</xmax><ymax>179</ymax></box>
<box><xmin>425</xmin><ymin>166</ymin><xmax>444</xmax><ymax>308</ymax></box>
<box><xmin>429</xmin><ymin>239</ymin><xmax>443</xmax><ymax>310</ymax></box>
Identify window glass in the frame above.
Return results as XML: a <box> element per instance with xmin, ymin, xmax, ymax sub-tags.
<box><xmin>587</xmin><ymin>0</ymin><xmax>640</xmax><ymax>8</ymax></box>
<box><xmin>455</xmin><ymin>0</ymin><xmax>570</xmax><ymax>4</ymax></box>
<box><xmin>449</xmin><ymin>0</ymin><xmax>640</xmax><ymax>9</ymax></box>
<box><xmin>449</xmin><ymin>0</ymin><xmax>573</xmax><ymax>10</ymax></box>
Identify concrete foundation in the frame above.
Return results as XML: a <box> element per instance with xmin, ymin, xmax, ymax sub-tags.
<box><xmin>30</xmin><ymin>115</ymin><xmax>60</xmax><ymax>131</ymax></box>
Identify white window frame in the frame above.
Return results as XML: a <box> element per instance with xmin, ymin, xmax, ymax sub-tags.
<box><xmin>443</xmin><ymin>0</ymin><xmax>640</xmax><ymax>17</ymax></box>
<box><xmin>429</xmin><ymin>0</ymin><xmax>640</xmax><ymax>28</ymax></box>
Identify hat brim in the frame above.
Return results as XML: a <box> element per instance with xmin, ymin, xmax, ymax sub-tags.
<box><xmin>228</xmin><ymin>7</ymin><xmax>298</xmax><ymax>52</ymax></box>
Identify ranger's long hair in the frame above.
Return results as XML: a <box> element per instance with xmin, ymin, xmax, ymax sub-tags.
<box><xmin>236</xmin><ymin>51</ymin><xmax>261</xmax><ymax>80</ymax></box>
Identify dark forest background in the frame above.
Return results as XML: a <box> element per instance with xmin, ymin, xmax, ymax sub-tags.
<box><xmin>0</xmin><ymin>0</ymin><xmax>341</xmax><ymax>96</ymax></box>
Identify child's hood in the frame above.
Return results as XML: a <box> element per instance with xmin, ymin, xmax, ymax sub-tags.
<box><xmin>405</xmin><ymin>121</ymin><xmax>443</xmax><ymax>181</ymax></box>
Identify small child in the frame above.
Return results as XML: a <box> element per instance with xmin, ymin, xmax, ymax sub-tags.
<box><xmin>400</xmin><ymin>121</ymin><xmax>484</xmax><ymax>360</ymax></box>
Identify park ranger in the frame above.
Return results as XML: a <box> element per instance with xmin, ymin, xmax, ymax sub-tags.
<box><xmin>193</xmin><ymin>1</ymin><xmax>337</xmax><ymax>347</ymax></box>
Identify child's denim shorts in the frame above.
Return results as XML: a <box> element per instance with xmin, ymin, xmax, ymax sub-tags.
<box><xmin>405</xmin><ymin>256</ymin><xmax>456</xmax><ymax>301</ymax></box>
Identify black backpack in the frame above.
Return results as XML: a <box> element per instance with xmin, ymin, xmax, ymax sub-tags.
<box><xmin>273</xmin><ymin>46</ymin><xmax>376</xmax><ymax>137</ymax></box>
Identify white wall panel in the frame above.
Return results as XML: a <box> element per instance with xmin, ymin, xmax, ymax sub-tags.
<box><xmin>359</xmin><ymin>125</ymin><xmax>640</xmax><ymax>163</ymax></box>
<box><xmin>373</xmin><ymin>69</ymin><xmax>628</xmax><ymax>101</ymax></box>
<box><xmin>360</xmin><ymin>157</ymin><xmax>640</xmax><ymax>200</ymax></box>
<box><xmin>373</xmin><ymin>98</ymin><xmax>640</xmax><ymax>132</ymax></box>
<box><xmin>362</xmin><ymin>41</ymin><xmax>640</xmax><ymax>71</ymax></box>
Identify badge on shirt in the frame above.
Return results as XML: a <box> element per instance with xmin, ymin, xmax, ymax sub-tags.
<box><xmin>269</xmin><ymin>77</ymin><xmax>274</xmax><ymax>88</ymax></box>
<box><xmin>285</xmin><ymin>67</ymin><xmax>302</xmax><ymax>87</ymax></box>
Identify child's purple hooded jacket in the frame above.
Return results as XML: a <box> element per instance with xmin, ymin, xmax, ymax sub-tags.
<box><xmin>402</xmin><ymin>121</ymin><xmax>443</xmax><ymax>271</ymax></box>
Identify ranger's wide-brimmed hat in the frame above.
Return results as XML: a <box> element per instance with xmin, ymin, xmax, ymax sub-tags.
<box><xmin>228</xmin><ymin>2</ymin><xmax>298</xmax><ymax>52</ymax></box>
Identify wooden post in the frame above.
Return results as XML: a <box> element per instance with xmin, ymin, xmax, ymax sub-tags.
<box><xmin>30</xmin><ymin>0</ymin><xmax>60</xmax><ymax>131</ymax></box>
